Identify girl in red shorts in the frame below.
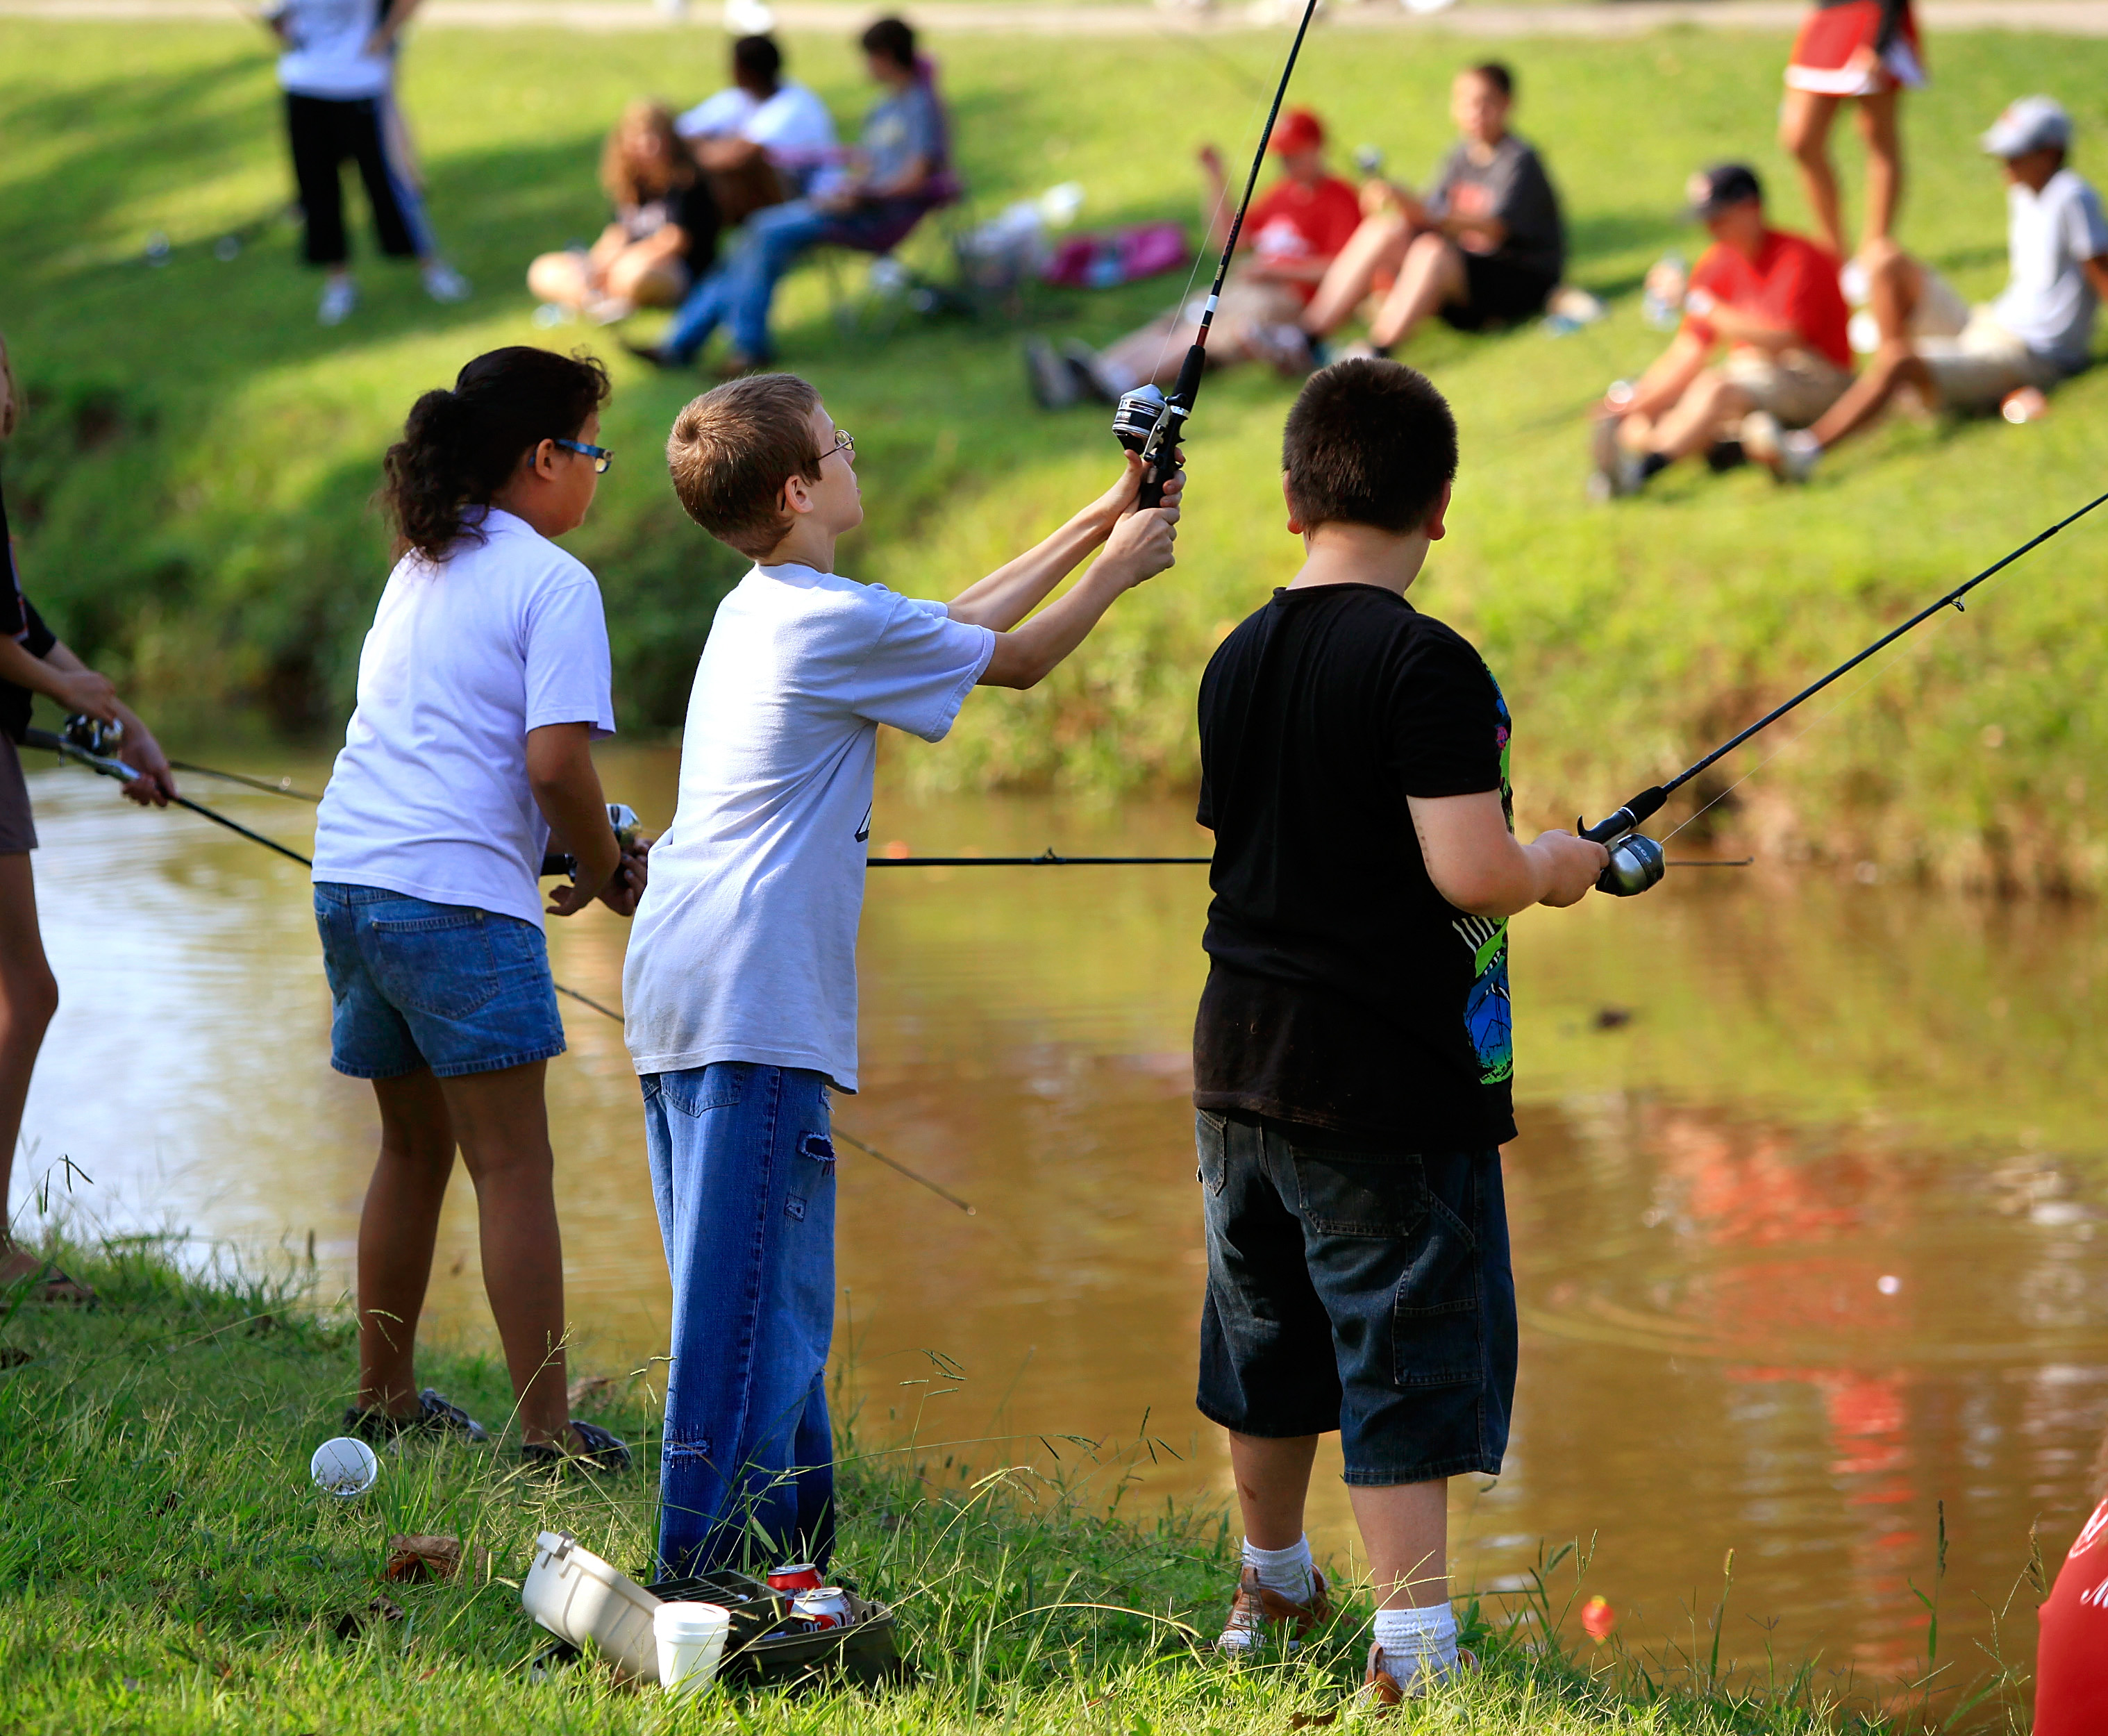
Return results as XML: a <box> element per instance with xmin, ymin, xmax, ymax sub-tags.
<box><xmin>1779</xmin><ymin>0</ymin><xmax>1925</xmax><ymax>264</ymax></box>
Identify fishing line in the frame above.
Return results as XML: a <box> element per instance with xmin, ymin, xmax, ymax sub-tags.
<box><xmin>167</xmin><ymin>760</ymin><xmax>323</xmax><ymax>801</ymax></box>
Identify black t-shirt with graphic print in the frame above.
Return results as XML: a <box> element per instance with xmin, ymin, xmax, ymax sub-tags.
<box><xmin>0</xmin><ymin>470</ymin><xmax>57</xmax><ymax>744</ymax></box>
<box><xmin>1192</xmin><ymin>583</ymin><xmax>1516</xmax><ymax>1151</ymax></box>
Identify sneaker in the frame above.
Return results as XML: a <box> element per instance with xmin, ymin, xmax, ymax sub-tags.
<box><xmin>1024</xmin><ymin>336</ymin><xmax>1079</xmax><ymax>410</ymax></box>
<box><xmin>421</xmin><ymin>261</ymin><xmax>471</xmax><ymax>304</ymax></box>
<box><xmin>1057</xmin><ymin>340</ymin><xmax>1124</xmax><ymax>406</ymax></box>
<box><xmin>343</xmin><ymin>1387</ymin><xmax>488</xmax><ymax>1444</ymax></box>
<box><xmin>1703</xmin><ymin>436</ymin><xmax>1747</xmax><ymax>474</ymax></box>
<box><xmin>1357</xmin><ymin>1639</ymin><xmax>1479</xmax><ymax>1710</ymax></box>
<box><xmin>1589</xmin><ymin>410</ymin><xmax>1624</xmax><ymax>484</ymax></box>
<box><xmin>521</xmin><ymin>1419</ymin><xmax>632</xmax><ymax>1474</ymax></box>
<box><xmin>1739</xmin><ymin>409</ymin><xmax>1784</xmax><ymax>467</ymax></box>
<box><xmin>1215</xmin><ymin>1565</ymin><xmax>1331</xmax><ymax>1658</ymax></box>
<box><xmin>1777</xmin><ymin>428</ymin><xmax>1822</xmax><ymax>483</ymax></box>
<box><xmin>620</xmin><ymin>338</ymin><xmax>685</xmax><ymax>371</ymax></box>
<box><xmin>317</xmin><ymin>277</ymin><xmax>358</xmax><ymax>326</ymax></box>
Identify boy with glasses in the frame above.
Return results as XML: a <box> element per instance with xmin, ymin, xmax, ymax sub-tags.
<box><xmin>622</xmin><ymin>374</ymin><xmax>1180</xmax><ymax>1575</ymax></box>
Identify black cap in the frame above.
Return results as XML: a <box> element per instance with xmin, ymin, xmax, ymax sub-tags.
<box><xmin>1686</xmin><ymin>162</ymin><xmax>1762</xmax><ymax>219</ymax></box>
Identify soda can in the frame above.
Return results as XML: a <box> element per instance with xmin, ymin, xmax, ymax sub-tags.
<box><xmin>792</xmin><ymin>1587</ymin><xmax>851</xmax><ymax>1630</ymax></box>
<box><xmin>767</xmin><ymin>1562</ymin><xmax>823</xmax><ymax>1592</ymax></box>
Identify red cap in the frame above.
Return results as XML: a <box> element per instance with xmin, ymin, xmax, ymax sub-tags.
<box><xmin>1269</xmin><ymin>108</ymin><xmax>1324</xmax><ymax>156</ymax></box>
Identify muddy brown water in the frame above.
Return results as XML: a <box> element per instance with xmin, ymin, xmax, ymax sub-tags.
<box><xmin>20</xmin><ymin>741</ymin><xmax>2108</xmax><ymax>1718</ymax></box>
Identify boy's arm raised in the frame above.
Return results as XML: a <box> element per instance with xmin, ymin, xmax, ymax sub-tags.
<box><xmin>1407</xmin><ymin>791</ymin><xmax>1608</xmax><ymax>917</ymax></box>
<box><xmin>947</xmin><ymin>454</ymin><xmax>1171</xmax><ymax>633</ymax></box>
<box><xmin>976</xmin><ymin>478</ymin><xmax>1182</xmax><ymax>691</ymax></box>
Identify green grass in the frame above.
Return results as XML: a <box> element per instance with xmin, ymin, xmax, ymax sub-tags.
<box><xmin>3</xmin><ymin>19</ymin><xmax>2107</xmax><ymax>888</ymax></box>
<box><xmin>0</xmin><ymin>1240</ymin><xmax>1971</xmax><ymax>1734</ymax></box>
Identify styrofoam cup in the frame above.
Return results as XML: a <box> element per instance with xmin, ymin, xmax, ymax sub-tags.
<box><xmin>310</xmin><ymin>1436</ymin><xmax>379</xmax><ymax>1498</ymax></box>
<box><xmin>655</xmin><ymin>1601</ymin><xmax>730</xmax><ymax>1697</ymax></box>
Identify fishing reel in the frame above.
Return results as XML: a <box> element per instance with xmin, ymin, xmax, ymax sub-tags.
<box><xmin>1594</xmin><ymin>831</ymin><xmax>1665</xmax><ymax>898</ymax></box>
<box><xmin>63</xmin><ymin>713</ymin><xmax>124</xmax><ymax>756</ymax></box>
<box><xmin>1112</xmin><ymin>384</ymin><xmax>1187</xmax><ymax>510</ymax></box>
<box><xmin>539</xmin><ymin>803</ymin><xmax>642</xmax><ymax>880</ymax></box>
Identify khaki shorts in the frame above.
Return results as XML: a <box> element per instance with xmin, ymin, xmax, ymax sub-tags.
<box><xmin>1180</xmin><ymin>278</ymin><xmax>1307</xmax><ymax>360</ymax></box>
<box><xmin>1915</xmin><ymin>309</ymin><xmax>2060</xmax><ymax>413</ymax></box>
<box><xmin>1906</xmin><ymin>267</ymin><xmax>1972</xmax><ymax>341</ymax></box>
<box><xmin>1723</xmin><ymin>349</ymin><xmax>1853</xmax><ymax>428</ymax></box>
<box><xmin>0</xmin><ymin>733</ymin><xmax>37</xmax><ymax>855</ymax></box>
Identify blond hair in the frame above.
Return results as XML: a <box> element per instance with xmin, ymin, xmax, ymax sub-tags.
<box><xmin>667</xmin><ymin>374</ymin><xmax>826</xmax><ymax>559</ymax></box>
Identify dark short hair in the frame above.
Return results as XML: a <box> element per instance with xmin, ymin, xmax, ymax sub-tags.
<box><xmin>1466</xmin><ymin>61</ymin><xmax>1513</xmax><ymax>99</ymax></box>
<box><xmin>1282</xmin><ymin>360</ymin><xmax>1457</xmax><ymax>535</ymax></box>
<box><xmin>732</xmin><ymin>33</ymin><xmax>782</xmax><ymax>84</ymax></box>
<box><xmin>667</xmin><ymin>373</ymin><xmax>826</xmax><ymax>559</ymax></box>
<box><xmin>860</xmin><ymin>15</ymin><xmax>916</xmax><ymax>67</ymax></box>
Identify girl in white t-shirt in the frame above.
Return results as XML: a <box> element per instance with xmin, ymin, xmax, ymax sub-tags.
<box><xmin>312</xmin><ymin>346</ymin><xmax>644</xmax><ymax>1470</ymax></box>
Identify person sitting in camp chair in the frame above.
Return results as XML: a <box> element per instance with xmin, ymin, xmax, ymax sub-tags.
<box><xmin>629</xmin><ymin>15</ymin><xmax>957</xmax><ymax>374</ymax></box>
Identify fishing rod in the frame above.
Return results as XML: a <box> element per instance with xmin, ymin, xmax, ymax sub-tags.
<box><xmin>1580</xmin><ymin>489</ymin><xmax>2108</xmax><ymax>897</ymax></box>
<box><xmin>29</xmin><ymin>724</ymin><xmax>976</xmax><ymax>1216</ymax></box>
<box><xmin>1110</xmin><ymin>0</ymin><xmax>1323</xmax><ymax>507</ymax></box>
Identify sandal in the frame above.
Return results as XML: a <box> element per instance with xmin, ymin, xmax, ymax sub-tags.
<box><xmin>522</xmin><ymin>1419</ymin><xmax>631</xmax><ymax>1474</ymax></box>
<box><xmin>3</xmin><ymin>1260</ymin><xmax>95</xmax><ymax>1305</ymax></box>
<box><xmin>343</xmin><ymin>1387</ymin><xmax>489</xmax><ymax>1444</ymax></box>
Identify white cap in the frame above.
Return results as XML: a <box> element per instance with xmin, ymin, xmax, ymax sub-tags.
<box><xmin>1980</xmin><ymin>95</ymin><xmax>2071</xmax><ymax>159</ymax></box>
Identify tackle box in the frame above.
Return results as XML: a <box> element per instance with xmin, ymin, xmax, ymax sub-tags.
<box><xmin>646</xmin><ymin>1568</ymin><xmax>905</xmax><ymax>1687</ymax></box>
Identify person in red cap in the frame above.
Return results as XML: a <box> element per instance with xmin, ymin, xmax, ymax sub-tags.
<box><xmin>1779</xmin><ymin>0</ymin><xmax>1924</xmax><ymax>263</ymax></box>
<box><xmin>1299</xmin><ymin>63</ymin><xmax>1565</xmax><ymax>359</ymax></box>
<box><xmin>1026</xmin><ymin>108</ymin><xmax>1360</xmax><ymax>408</ymax></box>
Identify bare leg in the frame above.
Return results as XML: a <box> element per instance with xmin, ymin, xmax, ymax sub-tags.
<box><xmin>1780</xmin><ymin>88</ymin><xmax>1847</xmax><ymax>260</ymax></box>
<box><xmin>1228</xmin><ymin>1431</ymin><xmax>1320</xmax><ymax>1549</ymax></box>
<box><xmin>1619</xmin><ymin>370</ymin><xmax>1753</xmax><ymax>465</ymax></box>
<box><xmin>436</xmin><ymin>1060</ymin><xmax>573</xmax><ymax>1446</ymax></box>
<box><xmin>1859</xmin><ymin>237</ymin><xmax>1918</xmax><ymax>342</ymax></box>
<box><xmin>1348</xmin><ymin>1478</ymin><xmax>1450</xmax><ymax>1608</ymax></box>
<box><xmin>1367</xmin><ymin>233</ymin><xmax>1470</xmax><ymax>351</ymax></box>
<box><xmin>357</xmin><ymin>1069</ymin><xmax>458</xmax><ymax>1415</ymax></box>
<box><xmin>1855</xmin><ymin>87</ymin><xmax>1904</xmax><ymax>253</ymax></box>
<box><xmin>1098</xmin><ymin>313</ymin><xmax>1197</xmax><ymax>391</ymax></box>
<box><xmin>526</xmin><ymin>251</ymin><xmax>593</xmax><ymax>308</ymax></box>
<box><xmin>605</xmin><ymin>252</ymin><xmax>688</xmax><ymax>310</ymax></box>
<box><xmin>1300</xmin><ymin>212</ymin><xmax>1410</xmax><ymax>339</ymax></box>
<box><xmin>0</xmin><ymin>852</ymin><xmax>67</xmax><ymax>1293</ymax></box>
<box><xmin>1804</xmin><ymin>344</ymin><xmax>1933</xmax><ymax>450</ymax></box>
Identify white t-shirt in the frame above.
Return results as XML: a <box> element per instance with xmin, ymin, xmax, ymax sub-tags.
<box><xmin>312</xmin><ymin>510</ymin><xmax>616</xmax><ymax>928</ymax></box>
<box><xmin>622</xmin><ymin>564</ymin><xmax>994</xmax><ymax>1092</ymax></box>
<box><xmin>674</xmin><ymin>82</ymin><xmax>841</xmax><ymax>194</ymax></box>
<box><xmin>1991</xmin><ymin>167</ymin><xmax>2108</xmax><ymax>373</ymax></box>
<box><xmin>275</xmin><ymin>0</ymin><xmax>393</xmax><ymax>100</ymax></box>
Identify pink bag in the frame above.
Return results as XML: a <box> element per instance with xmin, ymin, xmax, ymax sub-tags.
<box><xmin>1039</xmin><ymin>223</ymin><xmax>1188</xmax><ymax>290</ymax></box>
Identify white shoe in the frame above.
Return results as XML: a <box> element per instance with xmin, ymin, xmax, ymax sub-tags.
<box><xmin>422</xmin><ymin>262</ymin><xmax>471</xmax><ymax>303</ymax></box>
<box><xmin>317</xmin><ymin>277</ymin><xmax>358</xmax><ymax>326</ymax></box>
<box><xmin>1739</xmin><ymin>410</ymin><xmax>1784</xmax><ymax>465</ymax></box>
<box><xmin>1777</xmin><ymin>429</ymin><xmax>1823</xmax><ymax>484</ymax></box>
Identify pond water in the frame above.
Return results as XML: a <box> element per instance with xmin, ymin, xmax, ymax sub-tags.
<box><xmin>19</xmin><ymin>741</ymin><xmax>2108</xmax><ymax>1721</ymax></box>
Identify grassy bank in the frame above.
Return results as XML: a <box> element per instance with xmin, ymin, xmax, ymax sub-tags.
<box><xmin>3</xmin><ymin>22</ymin><xmax>2107</xmax><ymax>886</ymax></box>
<box><xmin>0</xmin><ymin>1241</ymin><xmax>1951</xmax><ymax>1733</ymax></box>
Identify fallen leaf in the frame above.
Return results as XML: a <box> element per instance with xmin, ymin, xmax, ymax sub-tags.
<box><xmin>566</xmin><ymin>1374</ymin><xmax>614</xmax><ymax>1412</ymax></box>
<box><xmin>1288</xmin><ymin>1712</ymin><xmax>1337</xmax><ymax>1730</ymax></box>
<box><xmin>385</xmin><ymin>1534</ymin><xmax>486</xmax><ymax>1584</ymax></box>
<box><xmin>332</xmin><ymin>1597</ymin><xmax>403</xmax><ymax>1639</ymax></box>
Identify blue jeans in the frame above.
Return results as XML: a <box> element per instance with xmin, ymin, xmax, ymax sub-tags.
<box><xmin>642</xmin><ymin>1062</ymin><xmax>837</xmax><ymax>1576</ymax></box>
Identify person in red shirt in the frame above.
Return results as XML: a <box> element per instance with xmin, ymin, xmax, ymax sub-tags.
<box><xmin>2036</xmin><ymin>1430</ymin><xmax>2108</xmax><ymax>1734</ymax></box>
<box><xmin>1026</xmin><ymin>108</ymin><xmax>1361</xmax><ymax>408</ymax></box>
<box><xmin>1590</xmin><ymin>163</ymin><xmax>1852</xmax><ymax>499</ymax></box>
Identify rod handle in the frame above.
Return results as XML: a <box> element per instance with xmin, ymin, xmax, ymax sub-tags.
<box><xmin>1579</xmin><ymin>786</ymin><xmax>1667</xmax><ymax>845</ymax></box>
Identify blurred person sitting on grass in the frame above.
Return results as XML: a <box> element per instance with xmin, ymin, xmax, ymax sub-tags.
<box><xmin>628</xmin><ymin>17</ymin><xmax>954</xmax><ymax>377</ymax></box>
<box><xmin>1026</xmin><ymin>108</ymin><xmax>1361</xmax><ymax>410</ymax></box>
<box><xmin>1188</xmin><ymin>359</ymin><xmax>1605</xmax><ymax>1696</ymax></box>
<box><xmin>528</xmin><ymin>101</ymin><xmax>723</xmax><ymax>326</ymax></box>
<box><xmin>0</xmin><ymin>332</ymin><xmax>176</xmax><ymax>1305</ymax></box>
<box><xmin>2034</xmin><ymin>1419</ymin><xmax>2108</xmax><ymax>1734</ymax></box>
<box><xmin>1749</xmin><ymin>97</ymin><xmax>2108</xmax><ymax>482</ymax></box>
<box><xmin>256</xmin><ymin>0</ymin><xmax>470</xmax><ymax>326</ymax></box>
<box><xmin>675</xmin><ymin>33</ymin><xmax>841</xmax><ymax>220</ymax></box>
<box><xmin>1590</xmin><ymin>163</ymin><xmax>1852</xmax><ymax>499</ymax></box>
<box><xmin>621</xmin><ymin>374</ymin><xmax>1181</xmax><ymax>1576</ymax></box>
<box><xmin>1297</xmin><ymin>62</ymin><xmax>1566</xmax><ymax>361</ymax></box>
<box><xmin>311</xmin><ymin>347</ymin><xmax>646</xmax><ymax>1471</ymax></box>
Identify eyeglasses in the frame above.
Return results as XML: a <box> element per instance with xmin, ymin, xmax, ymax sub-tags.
<box><xmin>553</xmin><ymin>437</ymin><xmax>614</xmax><ymax>474</ymax></box>
<box><xmin>824</xmin><ymin>428</ymin><xmax>855</xmax><ymax>462</ymax></box>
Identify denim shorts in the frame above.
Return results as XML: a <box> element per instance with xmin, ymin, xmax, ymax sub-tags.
<box><xmin>1195</xmin><ymin>1110</ymin><xmax>1516</xmax><ymax>1485</ymax></box>
<box><xmin>314</xmin><ymin>883</ymin><xmax>566</xmax><ymax>1080</ymax></box>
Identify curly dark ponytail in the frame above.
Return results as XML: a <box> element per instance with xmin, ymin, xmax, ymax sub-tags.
<box><xmin>379</xmin><ymin>347</ymin><xmax>612</xmax><ymax>560</ymax></box>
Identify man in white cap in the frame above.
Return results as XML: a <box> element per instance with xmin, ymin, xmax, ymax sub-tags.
<box><xmin>1754</xmin><ymin>95</ymin><xmax>2108</xmax><ymax>479</ymax></box>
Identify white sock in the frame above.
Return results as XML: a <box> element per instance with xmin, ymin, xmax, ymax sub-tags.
<box><xmin>1241</xmin><ymin>1535</ymin><xmax>1315</xmax><ymax>1606</ymax></box>
<box><xmin>1373</xmin><ymin>1603</ymin><xmax>1458</xmax><ymax>1682</ymax></box>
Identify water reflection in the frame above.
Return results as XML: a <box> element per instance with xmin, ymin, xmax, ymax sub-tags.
<box><xmin>17</xmin><ymin>744</ymin><xmax>2108</xmax><ymax>1717</ymax></box>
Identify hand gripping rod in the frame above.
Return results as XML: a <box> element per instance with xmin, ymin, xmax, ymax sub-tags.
<box><xmin>1111</xmin><ymin>0</ymin><xmax>1324</xmax><ymax>506</ymax></box>
<box><xmin>1579</xmin><ymin>490</ymin><xmax>2108</xmax><ymax>893</ymax></box>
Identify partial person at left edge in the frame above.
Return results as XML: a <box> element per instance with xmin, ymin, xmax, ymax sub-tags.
<box><xmin>253</xmin><ymin>0</ymin><xmax>471</xmax><ymax>325</ymax></box>
<box><xmin>0</xmin><ymin>331</ymin><xmax>176</xmax><ymax>1305</ymax></box>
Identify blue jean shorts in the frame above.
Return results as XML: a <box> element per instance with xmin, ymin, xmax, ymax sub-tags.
<box><xmin>1195</xmin><ymin>1110</ymin><xmax>1516</xmax><ymax>1485</ymax></box>
<box><xmin>314</xmin><ymin>883</ymin><xmax>566</xmax><ymax>1080</ymax></box>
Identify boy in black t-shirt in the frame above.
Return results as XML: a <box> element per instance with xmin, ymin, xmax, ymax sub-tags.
<box><xmin>1191</xmin><ymin>360</ymin><xmax>1603</xmax><ymax>1701</ymax></box>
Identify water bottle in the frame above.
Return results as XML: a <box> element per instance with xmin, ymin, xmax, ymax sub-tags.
<box><xmin>1643</xmin><ymin>253</ymin><xmax>1685</xmax><ymax>329</ymax></box>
